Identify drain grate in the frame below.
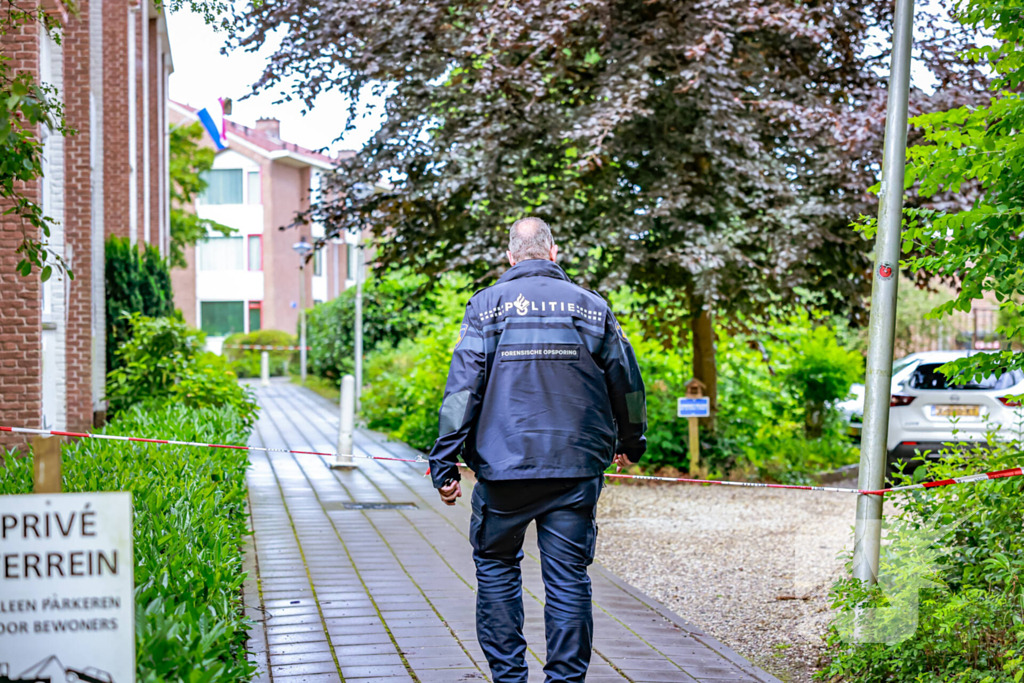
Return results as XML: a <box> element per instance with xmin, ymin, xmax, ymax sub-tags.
<box><xmin>328</xmin><ymin>502</ymin><xmax>418</xmax><ymax>510</ymax></box>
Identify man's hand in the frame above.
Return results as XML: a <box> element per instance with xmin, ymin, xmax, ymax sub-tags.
<box><xmin>613</xmin><ymin>453</ymin><xmax>632</xmax><ymax>472</ymax></box>
<box><xmin>439</xmin><ymin>480</ymin><xmax>462</xmax><ymax>506</ymax></box>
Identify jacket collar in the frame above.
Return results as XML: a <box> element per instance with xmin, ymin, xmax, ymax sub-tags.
<box><xmin>497</xmin><ymin>259</ymin><xmax>572</xmax><ymax>285</ymax></box>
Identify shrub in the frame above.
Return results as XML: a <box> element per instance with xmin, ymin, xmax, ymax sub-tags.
<box><xmin>623</xmin><ymin>311</ymin><xmax>859</xmax><ymax>480</ymax></box>
<box><xmin>0</xmin><ymin>403</ymin><xmax>256</xmax><ymax>683</ymax></box>
<box><xmin>780</xmin><ymin>324</ymin><xmax>863</xmax><ymax>438</ymax></box>
<box><xmin>105</xmin><ymin>236</ymin><xmax>175</xmax><ymax>372</ymax></box>
<box><xmin>306</xmin><ymin>269</ymin><xmax>427</xmax><ymax>383</ymax></box>
<box><xmin>223</xmin><ymin>329</ymin><xmax>298</xmax><ymax>378</ymax></box>
<box><xmin>818</xmin><ymin>435</ymin><xmax>1024</xmax><ymax>681</ymax></box>
<box><xmin>105</xmin><ymin>313</ymin><xmax>257</xmax><ymax>427</ymax></box>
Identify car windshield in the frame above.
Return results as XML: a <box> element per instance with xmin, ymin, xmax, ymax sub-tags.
<box><xmin>907</xmin><ymin>363</ymin><xmax>1024</xmax><ymax>391</ymax></box>
<box><xmin>892</xmin><ymin>358</ymin><xmax>916</xmax><ymax>375</ymax></box>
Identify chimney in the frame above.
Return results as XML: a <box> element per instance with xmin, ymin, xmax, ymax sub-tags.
<box><xmin>255</xmin><ymin>117</ymin><xmax>280</xmax><ymax>139</ymax></box>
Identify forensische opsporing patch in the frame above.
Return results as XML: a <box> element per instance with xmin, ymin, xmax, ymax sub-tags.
<box><xmin>498</xmin><ymin>344</ymin><xmax>581</xmax><ymax>362</ymax></box>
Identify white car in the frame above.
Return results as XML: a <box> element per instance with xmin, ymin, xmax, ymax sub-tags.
<box><xmin>840</xmin><ymin>351</ymin><xmax>1024</xmax><ymax>468</ymax></box>
<box><xmin>837</xmin><ymin>352</ymin><xmax>934</xmax><ymax>442</ymax></box>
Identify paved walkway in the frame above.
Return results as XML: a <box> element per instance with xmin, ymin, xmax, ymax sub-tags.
<box><xmin>242</xmin><ymin>380</ymin><xmax>782</xmax><ymax>683</ymax></box>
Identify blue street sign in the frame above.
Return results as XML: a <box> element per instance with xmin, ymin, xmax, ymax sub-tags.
<box><xmin>677</xmin><ymin>397</ymin><xmax>710</xmax><ymax>418</ymax></box>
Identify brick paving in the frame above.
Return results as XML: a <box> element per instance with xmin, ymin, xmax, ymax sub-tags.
<box><xmin>243</xmin><ymin>380</ymin><xmax>782</xmax><ymax>683</ymax></box>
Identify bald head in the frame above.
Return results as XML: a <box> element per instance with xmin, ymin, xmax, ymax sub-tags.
<box><xmin>508</xmin><ymin>217</ymin><xmax>558</xmax><ymax>266</ymax></box>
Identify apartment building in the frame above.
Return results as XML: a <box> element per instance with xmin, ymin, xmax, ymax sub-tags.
<box><xmin>0</xmin><ymin>1</ymin><xmax>174</xmax><ymax>448</ymax></box>
<box><xmin>168</xmin><ymin>102</ymin><xmax>358</xmax><ymax>350</ymax></box>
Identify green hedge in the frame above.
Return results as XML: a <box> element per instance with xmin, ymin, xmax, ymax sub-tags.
<box><xmin>223</xmin><ymin>329</ymin><xmax>298</xmax><ymax>378</ymax></box>
<box><xmin>1</xmin><ymin>402</ymin><xmax>255</xmax><ymax>683</ymax></box>
<box><xmin>106</xmin><ymin>236</ymin><xmax>175</xmax><ymax>373</ymax></box>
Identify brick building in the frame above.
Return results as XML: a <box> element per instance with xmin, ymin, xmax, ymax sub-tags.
<box><xmin>0</xmin><ymin>1</ymin><xmax>174</xmax><ymax>447</ymax></box>
<box><xmin>168</xmin><ymin>102</ymin><xmax>359</xmax><ymax>350</ymax></box>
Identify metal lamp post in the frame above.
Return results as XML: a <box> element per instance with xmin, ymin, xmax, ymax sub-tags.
<box><xmin>852</xmin><ymin>0</ymin><xmax>916</xmax><ymax>590</ymax></box>
<box><xmin>292</xmin><ymin>236</ymin><xmax>313</xmax><ymax>384</ymax></box>
<box><xmin>353</xmin><ymin>229</ymin><xmax>364</xmax><ymax>411</ymax></box>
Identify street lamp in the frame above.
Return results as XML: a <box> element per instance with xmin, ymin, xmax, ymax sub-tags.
<box><xmin>292</xmin><ymin>235</ymin><xmax>313</xmax><ymax>384</ymax></box>
<box><xmin>345</xmin><ymin>227</ymin><xmax>364</xmax><ymax>412</ymax></box>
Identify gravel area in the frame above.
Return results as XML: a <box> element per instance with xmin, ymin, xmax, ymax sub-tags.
<box><xmin>595</xmin><ymin>480</ymin><xmax>863</xmax><ymax>683</ymax></box>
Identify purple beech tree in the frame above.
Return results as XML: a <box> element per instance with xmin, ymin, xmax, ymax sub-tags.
<box><xmin>229</xmin><ymin>0</ymin><xmax>983</xmax><ymax>425</ymax></box>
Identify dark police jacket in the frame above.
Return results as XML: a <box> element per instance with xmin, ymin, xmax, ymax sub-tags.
<box><xmin>427</xmin><ymin>259</ymin><xmax>647</xmax><ymax>488</ymax></box>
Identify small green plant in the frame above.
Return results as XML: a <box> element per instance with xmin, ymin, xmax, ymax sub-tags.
<box><xmin>223</xmin><ymin>329</ymin><xmax>298</xmax><ymax>378</ymax></box>
<box><xmin>781</xmin><ymin>324</ymin><xmax>864</xmax><ymax>438</ymax></box>
<box><xmin>1</xmin><ymin>402</ymin><xmax>256</xmax><ymax>683</ymax></box>
<box><xmin>105</xmin><ymin>313</ymin><xmax>257</xmax><ymax>427</ymax></box>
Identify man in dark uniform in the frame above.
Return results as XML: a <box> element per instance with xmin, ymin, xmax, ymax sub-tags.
<box><xmin>427</xmin><ymin>217</ymin><xmax>648</xmax><ymax>683</ymax></box>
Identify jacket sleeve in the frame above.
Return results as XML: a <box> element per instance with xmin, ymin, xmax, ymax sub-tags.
<box><xmin>598</xmin><ymin>311</ymin><xmax>648</xmax><ymax>462</ymax></box>
<box><xmin>427</xmin><ymin>304</ymin><xmax>487</xmax><ymax>488</ymax></box>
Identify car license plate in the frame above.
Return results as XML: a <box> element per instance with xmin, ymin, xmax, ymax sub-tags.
<box><xmin>932</xmin><ymin>404</ymin><xmax>980</xmax><ymax>417</ymax></box>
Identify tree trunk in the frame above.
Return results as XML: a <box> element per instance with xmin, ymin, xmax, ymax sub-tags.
<box><xmin>691</xmin><ymin>303</ymin><xmax>718</xmax><ymax>433</ymax></box>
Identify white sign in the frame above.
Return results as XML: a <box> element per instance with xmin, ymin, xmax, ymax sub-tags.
<box><xmin>0</xmin><ymin>492</ymin><xmax>134</xmax><ymax>683</ymax></box>
<box><xmin>677</xmin><ymin>397</ymin><xmax>711</xmax><ymax>418</ymax></box>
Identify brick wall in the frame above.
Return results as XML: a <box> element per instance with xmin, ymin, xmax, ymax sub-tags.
<box><xmin>0</xmin><ymin>21</ymin><xmax>42</xmax><ymax>450</ymax></box>
<box><xmin>64</xmin><ymin>2</ymin><xmax>96</xmax><ymax>432</ymax></box>
<box><xmin>103</xmin><ymin>0</ymin><xmax>130</xmax><ymax>242</ymax></box>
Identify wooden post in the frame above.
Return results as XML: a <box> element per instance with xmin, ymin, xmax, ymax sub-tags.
<box><xmin>684</xmin><ymin>379</ymin><xmax>706</xmax><ymax>477</ymax></box>
<box><xmin>32</xmin><ymin>435</ymin><xmax>62</xmax><ymax>494</ymax></box>
<box><xmin>688</xmin><ymin>416</ymin><xmax>699</xmax><ymax>477</ymax></box>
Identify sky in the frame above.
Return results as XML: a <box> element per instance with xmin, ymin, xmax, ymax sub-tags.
<box><xmin>165</xmin><ymin>8</ymin><xmax>385</xmax><ymax>155</ymax></box>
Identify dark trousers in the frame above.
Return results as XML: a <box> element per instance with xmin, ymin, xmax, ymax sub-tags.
<box><xmin>470</xmin><ymin>476</ymin><xmax>602</xmax><ymax>683</ymax></box>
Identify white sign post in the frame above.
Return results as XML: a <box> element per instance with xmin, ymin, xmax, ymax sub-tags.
<box><xmin>0</xmin><ymin>492</ymin><xmax>135</xmax><ymax>683</ymax></box>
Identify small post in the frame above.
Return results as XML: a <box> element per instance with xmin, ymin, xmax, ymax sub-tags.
<box><xmin>353</xmin><ymin>233</ymin><xmax>364</xmax><ymax>412</ymax></box>
<box><xmin>299</xmin><ymin>265</ymin><xmax>308</xmax><ymax>384</ymax></box>
<box><xmin>260</xmin><ymin>351</ymin><xmax>270</xmax><ymax>387</ymax></box>
<box><xmin>332</xmin><ymin>374</ymin><xmax>357</xmax><ymax>469</ymax></box>
<box><xmin>688</xmin><ymin>417</ymin><xmax>699</xmax><ymax>476</ymax></box>
<box><xmin>682</xmin><ymin>379</ymin><xmax>707</xmax><ymax>477</ymax></box>
<box><xmin>32</xmin><ymin>435</ymin><xmax>62</xmax><ymax>494</ymax></box>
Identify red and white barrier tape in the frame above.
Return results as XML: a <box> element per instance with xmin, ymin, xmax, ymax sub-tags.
<box><xmin>604</xmin><ymin>467</ymin><xmax>1024</xmax><ymax>496</ymax></box>
<box><xmin>223</xmin><ymin>345</ymin><xmax>310</xmax><ymax>351</ymax></box>
<box><xmin>2</xmin><ymin>425</ymin><xmax>1021</xmax><ymax>497</ymax></box>
<box><xmin>0</xmin><ymin>426</ymin><xmax>426</xmax><ymax>466</ymax></box>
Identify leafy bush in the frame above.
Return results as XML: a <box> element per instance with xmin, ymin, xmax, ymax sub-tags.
<box><xmin>306</xmin><ymin>270</ymin><xmax>426</xmax><ymax>383</ymax></box>
<box><xmin>781</xmin><ymin>324</ymin><xmax>863</xmax><ymax>438</ymax></box>
<box><xmin>223</xmin><ymin>329</ymin><xmax>298</xmax><ymax>378</ymax></box>
<box><xmin>105</xmin><ymin>313</ymin><xmax>257</xmax><ymax>428</ymax></box>
<box><xmin>1</xmin><ymin>403</ymin><xmax>255</xmax><ymax>683</ymax></box>
<box><xmin>818</xmin><ymin>435</ymin><xmax>1024</xmax><ymax>681</ymax></box>
<box><xmin>105</xmin><ymin>236</ymin><xmax>175</xmax><ymax>372</ymax></box>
